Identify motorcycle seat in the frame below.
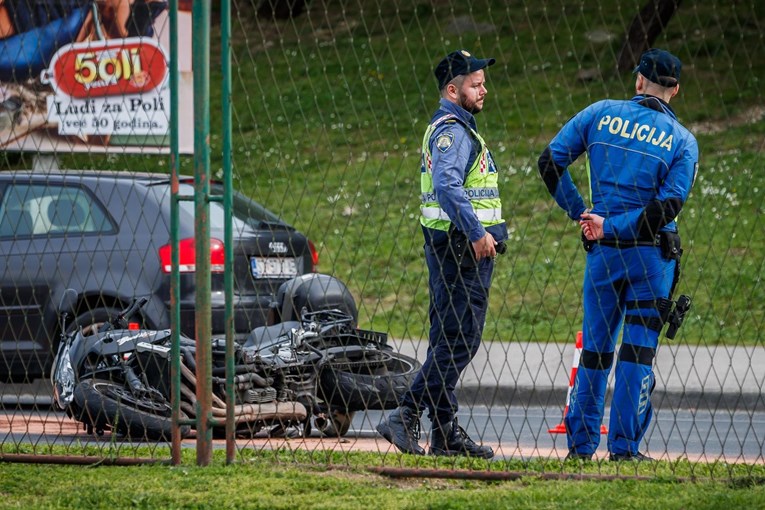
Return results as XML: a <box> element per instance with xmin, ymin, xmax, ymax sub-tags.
<box><xmin>242</xmin><ymin>321</ymin><xmax>301</xmax><ymax>351</ymax></box>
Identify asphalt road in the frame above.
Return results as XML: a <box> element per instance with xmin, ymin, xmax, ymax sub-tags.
<box><xmin>1</xmin><ymin>404</ymin><xmax>762</xmax><ymax>463</ymax></box>
<box><xmin>351</xmin><ymin>406</ymin><xmax>765</xmax><ymax>463</ymax></box>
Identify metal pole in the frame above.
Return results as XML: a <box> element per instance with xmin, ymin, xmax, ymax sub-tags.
<box><xmin>192</xmin><ymin>0</ymin><xmax>213</xmax><ymax>466</ymax></box>
<box><xmin>220</xmin><ymin>0</ymin><xmax>236</xmax><ymax>465</ymax></box>
<box><xmin>168</xmin><ymin>0</ymin><xmax>183</xmax><ymax>466</ymax></box>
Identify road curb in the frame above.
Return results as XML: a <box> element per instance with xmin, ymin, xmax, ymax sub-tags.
<box><xmin>455</xmin><ymin>386</ymin><xmax>765</xmax><ymax>412</ymax></box>
<box><xmin>392</xmin><ymin>339</ymin><xmax>765</xmax><ymax>413</ymax></box>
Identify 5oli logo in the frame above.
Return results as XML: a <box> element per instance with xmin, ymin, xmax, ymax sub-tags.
<box><xmin>41</xmin><ymin>38</ymin><xmax>168</xmax><ymax>99</ymax></box>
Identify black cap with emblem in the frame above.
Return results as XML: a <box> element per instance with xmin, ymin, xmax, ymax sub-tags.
<box><xmin>434</xmin><ymin>49</ymin><xmax>496</xmax><ymax>90</ymax></box>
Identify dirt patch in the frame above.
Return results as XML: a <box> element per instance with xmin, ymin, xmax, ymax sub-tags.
<box><xmin>688</xmin><ymin>105</ymin><xmax>765</xmax><ymax>135</ymax></box>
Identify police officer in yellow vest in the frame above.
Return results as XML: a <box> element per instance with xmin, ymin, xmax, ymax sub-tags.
<box><xmin>377</xmin><ymin>50</ymin><xmax>507</xmax><ymax>458</ymax></box>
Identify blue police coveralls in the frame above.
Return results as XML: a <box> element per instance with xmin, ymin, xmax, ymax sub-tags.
<box><xmin>538</xmin><ymin>95</ymin><xmax>698</xmax><ymax>456</ymax></box>
<box><xmin>401</xmin><ymin>98</ymin><xmax>508</xmax><ymax>431</ymax></box>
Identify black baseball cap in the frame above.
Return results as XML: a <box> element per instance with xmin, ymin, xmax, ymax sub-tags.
<box><xmin>634</xmin><ymin>48</ymin><xmax>682</xmax><ymax>86</ymax></box>
<box><xmin>434</xmin><ymin>49</ymin><xmax>496</xmax><ymax>90</ymax></box>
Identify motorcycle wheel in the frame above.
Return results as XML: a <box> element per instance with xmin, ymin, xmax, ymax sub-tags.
<box><xmin>319</xmin><ymin>351</ymin><xmax>420</xmax><ymax>415</ymax></box>
<box><xmin>314</xmin><ymin>409</ymin><xmax>354</xmax><ymax>437</ymax></box>
<box><xmin>73</xmin><ymin>378</ymin><xmax>189</xmax><ymax>441</ymax></box>
<box><xmin>66</xmin><ymin>307</ymin><xmax>122</xmax><ymax>336</ymax></box>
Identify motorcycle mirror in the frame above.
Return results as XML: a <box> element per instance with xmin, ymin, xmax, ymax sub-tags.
<box><xmin>58</xmin><ymin>289</ymin><xmax>78</xmax><ymax>316</ymax></box>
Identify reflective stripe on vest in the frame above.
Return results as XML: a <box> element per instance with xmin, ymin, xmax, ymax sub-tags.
<box><xmin>420</xmin><ymin>114</ymin><xmax>503</xmax><ymax>232</ymax></box>
<box><xmin>421</xmin><ymin>187</ymin><xmax>500</xmax><ymax>203</ymax></box>
<box><xmin>421</xmin><ymin>206</ymin><xmax>503</xmax><ymax>222</ymax></box>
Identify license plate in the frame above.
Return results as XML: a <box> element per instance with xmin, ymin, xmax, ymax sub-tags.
<box><xmin>250</xmin><ymin>257</ymin><xmax>298</xmax><ymax>278</ymax></box>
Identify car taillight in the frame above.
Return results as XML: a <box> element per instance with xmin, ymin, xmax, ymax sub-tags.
<box><xmin>308</xmin><ymin>239</ymin><xmax>319</xmax><ymax>272</ymax></box>
<box><xmin>210</xmin><ymin>239</ymin><xmax>225</xmax><ymax>272</ymax></box>
<box><xmin>159</xmin><ymin>238</ymin><xmax>225</xmax><ymax>273</ymax></box>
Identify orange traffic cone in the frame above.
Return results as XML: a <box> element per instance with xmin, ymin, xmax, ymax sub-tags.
<box><xmin>548</xmin><ymin>331</ymin><xmax>608</xmax><ymax>435</ymax></box>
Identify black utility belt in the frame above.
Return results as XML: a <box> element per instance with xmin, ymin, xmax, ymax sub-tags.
<box><xmin>439</xmin><ymin>225</ymin><xmax>507</xmax><ymax>269</ymax></box>
<box><xmin>583</xmin><ymin>230</ymin><xmax>682</xmax><ymax>261</ymax></box>
<box><xmin>595</xmin><ymin>237</ymin><xmax>659</xmax><ymax>248</ymax></box>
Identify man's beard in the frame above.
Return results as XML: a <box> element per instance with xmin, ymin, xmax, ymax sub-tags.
<box><xmin>458</xmin><ymin>92</ymin><xmax>483</xmax><ymax>114</ymax></box>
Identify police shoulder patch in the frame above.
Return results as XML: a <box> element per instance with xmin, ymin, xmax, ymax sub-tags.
<box><xmin>436</xmin><ymin>132</ymin><xmax>454</xmax><ymax>153</ymax></box>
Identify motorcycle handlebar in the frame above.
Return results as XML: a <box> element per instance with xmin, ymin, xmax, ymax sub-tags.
<box><xmin>98</xmin><ymin>296</ymin><xmax>149</xmax><ymax>333</ymax></box>
<box><xmin>120</xmin><ymin>296</ymin><xmax>149</xmax><ymax>320</ymax></box>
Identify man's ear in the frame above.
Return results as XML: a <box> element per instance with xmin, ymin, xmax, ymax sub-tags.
<box><xmin>635</xmin><ymin>74</ymin><xmax>645</xmax><ymax>94</ymax></box>
<box><xmin>446</xmin><ymin>82</ymin><xmax>459</xmax><ymax>100</ymax></box>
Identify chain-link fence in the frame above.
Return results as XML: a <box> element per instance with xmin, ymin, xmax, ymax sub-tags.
<box><xmin>0</xmin><ymin>0</ymin><xmax>763</xmax><ymax>478</ymax></box>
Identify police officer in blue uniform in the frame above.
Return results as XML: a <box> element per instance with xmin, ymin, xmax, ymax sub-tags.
<box><xmin>538</xmin><ymin>48</ymin><xmax>698</xmax><ymax>461</ymax></box>
<box><xmin>376</xmin><ymin>50</ymin><xmax>507</xmax><ymax>458</ymax></box>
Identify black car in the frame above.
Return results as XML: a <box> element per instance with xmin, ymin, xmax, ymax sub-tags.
<box><xmin>0</xmin><ymin>170</ymin><xmax>318</xmax><ymax>382</ymax></box>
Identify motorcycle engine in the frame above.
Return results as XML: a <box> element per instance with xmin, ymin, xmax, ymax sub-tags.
<box><xmin>242</xmin><ymin>386</ymin><xmax>277</xmax><ymax>404</ymax></box>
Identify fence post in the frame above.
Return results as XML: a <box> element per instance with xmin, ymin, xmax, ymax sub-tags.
<box><xmin>169</xmin><ymin>0</ymin><xmax>183</xmax><ymax>466</ymax></box>
<box><xmin>220</xmin><ymin>0</ymin><xmax>236</xmax><ymax>465</ymax></box>
<box><xmin>192</xmin><ymin>0</ymin><xmax>213</xmax><ymax>466</ymax></box>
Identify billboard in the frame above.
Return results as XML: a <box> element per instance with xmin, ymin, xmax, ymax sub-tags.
<box><xmin>0</xmin><ymin>0</ymin><xmax>193</xmax><ymax>154</ymax></box>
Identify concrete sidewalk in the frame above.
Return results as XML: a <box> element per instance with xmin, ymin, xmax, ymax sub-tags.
<box><xmin>389</xmin><ymin>339</ymin><xmax>765</xmax><ymax>411</ymax></box>
<box><xmin>3</xmin><ymin>340</ymin><xmax>764</xmax><ymax>411</ymax></box>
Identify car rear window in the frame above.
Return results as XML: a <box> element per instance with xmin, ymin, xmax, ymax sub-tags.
<box><xmin>151</xmin><ymin>183</ymin><xmax>291</xmax><ymax>231</ymax></box>
<box><xmin>0</xmin><ymin>183</ymin><xmax>115</xmax><ymax>238</ymax></box>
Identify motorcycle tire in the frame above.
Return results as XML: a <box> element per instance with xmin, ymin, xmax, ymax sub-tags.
<box><xmin>318</xmin><ymin>351</ymin><xmax>420</xmax><ymax>414</ymax></box>
<box><xmin>66</xmin><ymin>306</ymin><xmax>122</xmax><ymax>336</ymax></box>
<box><xmin>313</xmin><ymin>409</ymin><xmax>354</xmax><ymax>437</ymax></box>
<box><xmin>73</xmin><ymin>378</ymin><xmax>189</xmax><ymax>441</ymax></box>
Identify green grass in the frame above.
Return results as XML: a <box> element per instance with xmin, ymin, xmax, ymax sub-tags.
<box><xmin>19</xmin><ymin>0</ymin><xmax>765</xmax><ymax>346</ymax></box>
<box><xmin>0</xmin><ymin>447</ymin><xmax>764</xmax><ymax>509</ymax></box>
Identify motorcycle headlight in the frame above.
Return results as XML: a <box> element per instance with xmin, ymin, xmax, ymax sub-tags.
<box><xmin>52</xmin><ymin>344</ymin><xmax>75</xmax><ymax>409</ymax></box>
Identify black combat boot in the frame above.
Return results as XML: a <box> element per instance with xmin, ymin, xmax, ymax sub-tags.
<box><xmin>564</xmin><ymin>450</ymin><xmax>593</xmax><ymax>461</ymax></box>
<box><xmin>429</xmin><ymin>418</ymin><xmax>494</xmax><ymax>459</ymax></box>
<box><xmin>609</xmin><ymin>451</ymin><xmax>655</xmax><ymax>462</ymax></box>
<box><xmin>376</xmin><ymin>406</ymin><xmax>425</xmax><ymax>455</ymax></box>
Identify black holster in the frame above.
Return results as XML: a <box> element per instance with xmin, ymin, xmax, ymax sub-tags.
<box><xmin>659</xmin><ymin>230</ymin><xmax>682</xmax><ymax>261</ymax></box>
<box><xmin>659</xmin><ymin>230</ymin><xmax>683</xmax><ymax>296</ymax></box>
<box><xmin>447</xmin><ymin>224</ymin><xmax>478</xmax><ymax>269</ymax></box>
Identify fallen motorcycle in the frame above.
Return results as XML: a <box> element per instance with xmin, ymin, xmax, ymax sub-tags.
<box><xmin>51</xmin><ymin>274</ymin><xmax>420</xmax><ymax>440</ymax></box>
<box><xmin>51</xmin><ymin>289</ymin><xmax>308</xmax><ymax>440</ymax></box>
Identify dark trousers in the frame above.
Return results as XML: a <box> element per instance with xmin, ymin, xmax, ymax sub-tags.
<box><xmin>400</xmin><ymin>243</ymin><xmax>494</xmax><ymax>431</ymax></box>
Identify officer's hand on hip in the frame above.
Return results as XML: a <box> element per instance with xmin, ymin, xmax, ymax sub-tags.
<box><xmin>580</xmin><ymin>212</ymin><xmax>605</xmax><ymax>241</ymax></box>
<box><xmin>473</xmin><ymin>232</ymin><xmax>497</xmax><ymax>260</ymax></box>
